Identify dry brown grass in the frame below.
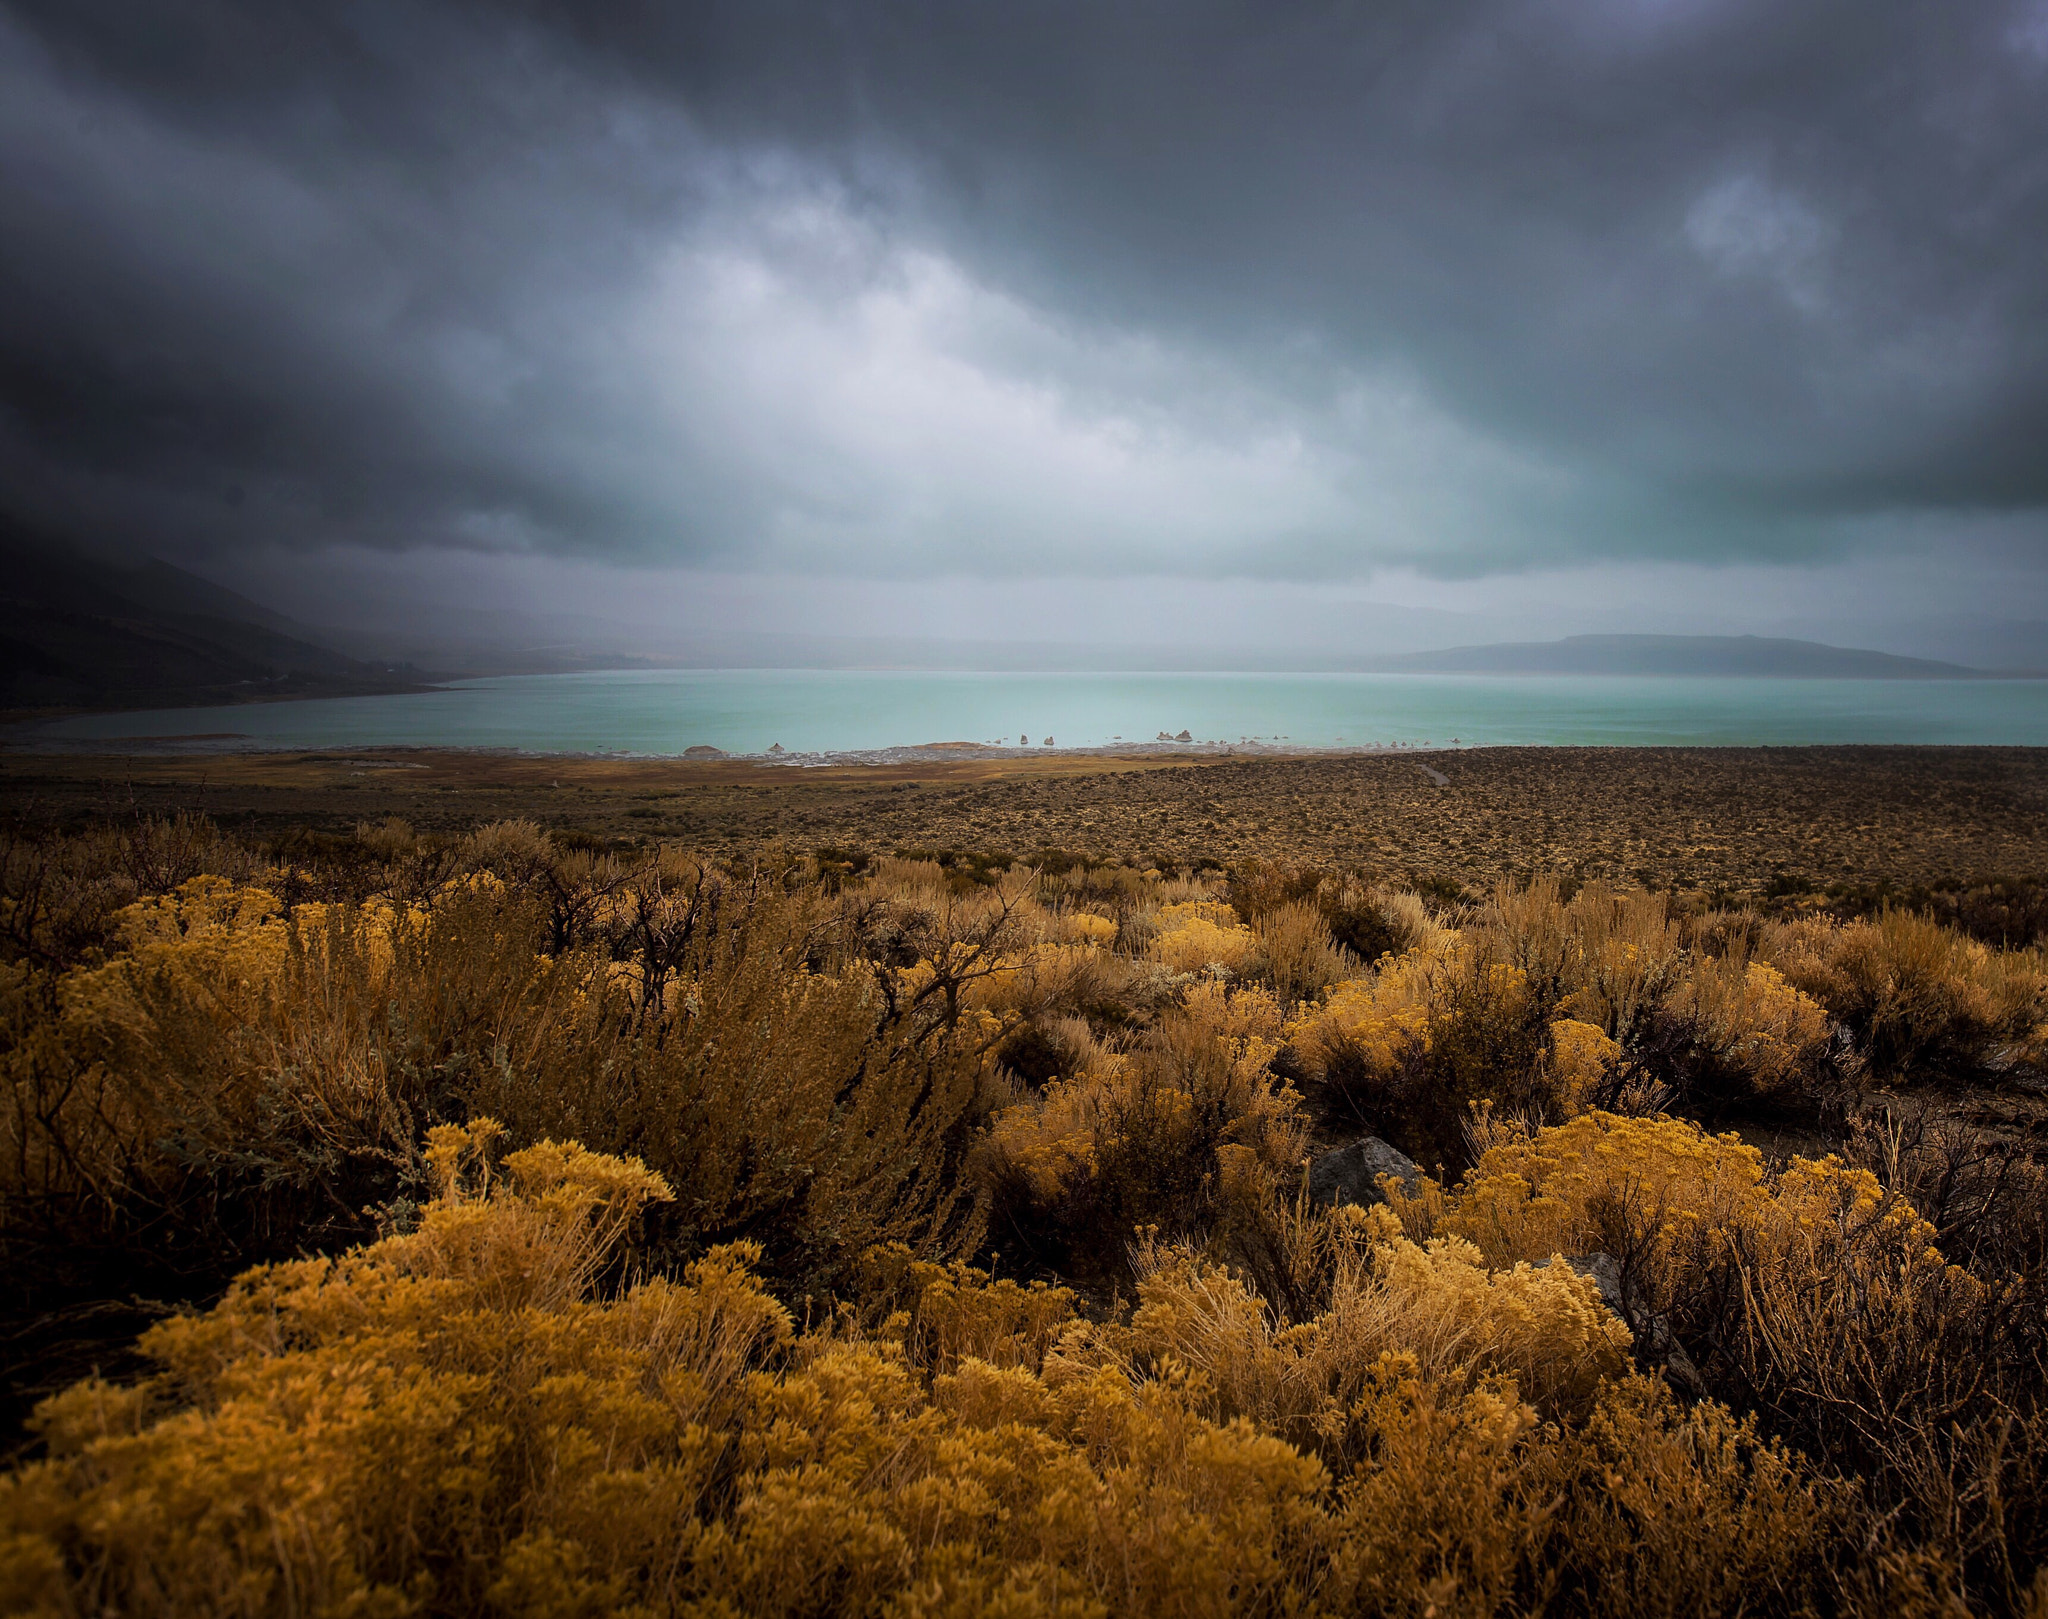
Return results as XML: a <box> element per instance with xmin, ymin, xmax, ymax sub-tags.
<box><xmin>1763</xmin><ymin>908</ymin><xmax>2047</xmax><ymax>1079</ymax></box>
<box><xmin>6</xmin><ymin>744</ymin><xmax>2047</xmax><ymax>899</ymax></box>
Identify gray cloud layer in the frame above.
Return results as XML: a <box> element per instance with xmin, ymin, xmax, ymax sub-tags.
<box><xmin>3</xmin><ymin>0</ymin><xmax>2047</xmax><ymax>584</ymax></box>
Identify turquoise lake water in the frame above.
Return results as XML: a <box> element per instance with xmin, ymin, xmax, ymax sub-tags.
<box><xmin>17</xmin><ymin>669</ymin><xmax>2048</xmax><ymax>755</ymax></box>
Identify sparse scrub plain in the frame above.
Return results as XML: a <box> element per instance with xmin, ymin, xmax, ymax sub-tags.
<box><xmin>7</xmin><ymin>744</ymin><xmax>2048</xmax><ymax>906</ymax></box>
<box><xmin>1</xmin><ymin>804</ymin><xmax>2046</xmax><ymax>1615</ymax></box>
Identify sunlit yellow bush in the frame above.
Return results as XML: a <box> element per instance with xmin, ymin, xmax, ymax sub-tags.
<box><xmin>1374</xmin><ymin>1109</ymin><xmax>2028</xmax><ymax>1600</ymax></box>
<box><xmin>1666</xmin><ymin>953</ymin><xmax>1831</xmax><ymax>1098</ymax></box>
<box><xmin>1547</xmin><ymin>1018</ymin><xmax>1620</xmax><ymax>1113</ymax></box>
<box><xmin>1110</xmin><ymin>1211</ymin><xmax>1630</xmax><ymax>1444</ymax></box>
<box><xmin>0</xmin><ymin>1125</ymin><xmax>1327</xmax><ymax>1618</ymax></box>
<box><xmin>1148</xmin><ymin>900</ymin><xmax>1260</xmax><ymax>976</ymax></box>
<box><xmin>1423</xmin><ymin>1111</ymin><xmax>1979</xmax><ymax>1379</ymax></box>
<box><xmin>1058</xmin><ymin>911</ymin><xmax>1119</xmax><ymax>949</ymax></box>
<box><xmin>1283</xmin><ymin>942</ymin><xmax>1448</xmax><ymax>1085</ymax></box>
<box><xmin>0</xmin><ymin>1120</ymin><xmax>745</xmax><ymax>1617</ymax></box>
<box><xmin>99</xmin><ymin>874</ymin><xmax>291</xmax><ymax>981</ymax></box>
<box><xmin>0</xmin><ymin>813</ymin><xmax>274</xmax><ymax>971</ymax></box>
<box><xmin>7</xmin><ymin>830</ymin><xmax>2046</xmax><ymax>1614</ymax></box>
<box><xmin>1436</xmin><ymin>1111</ymin><xmax>1770</xmax><ymax>1292</ymax></box>
<box><xmin>1479</xmin><ymin>880</ymin><xmax>1682</xmax><ymax>1045</ymax></box>
<box><xmin>2</xmin><ymin>1120</ymin><xmax>1856</xmax><ymax>1619</ymax></box>
<box><xmin>980</xmin><ymin>983</ymin><xmax>1306</xmax><ymax>1273</ymax></box>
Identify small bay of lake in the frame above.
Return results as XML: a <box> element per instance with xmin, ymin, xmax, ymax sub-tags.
<box><xmin>18</xmin><ymin>669</ymin><xmax>2048</xmax><ymax>755</ymax></box>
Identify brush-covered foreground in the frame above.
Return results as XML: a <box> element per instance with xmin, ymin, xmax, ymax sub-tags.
<box><xmin>2</xmin><ymin>816</ymin><xmax>2047</xmax><ymax>1616</ymax></box>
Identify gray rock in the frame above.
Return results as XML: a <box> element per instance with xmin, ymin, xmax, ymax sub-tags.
<box><xmin>1559</xmin><ymin>1252</ymin><xmax>1705</xmax><ymax>1398</ymax></box>
<box><xmin>1307</xmin><ymin>1136</ymin><xmax>1423</xmax><ymax>1209</ymax></box>
<box><xmin>683</xmin><ymin>744</ymin><xmax>726</xmax><ymax>759</ymax></box>
<box><xmin>1564</xmin><ymin>1252</ymin><xmax>1628</xmax><ymax>1319</ymax></box>
<box><xmin>1175</xmin><ymin>729</ymin><xmax>1193</xmax><ymax>742</ymax></box>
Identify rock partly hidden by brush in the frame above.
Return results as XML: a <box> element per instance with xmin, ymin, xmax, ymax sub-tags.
<box><xmin>1306</xmin><ymin>1135</ymin><xmax>1423</xmax><ymax>1208</ymax></box>
<box><xmin>1560</xmin><ymin>1252</ymin><xmax>1706</xmax><ymax>1398</ymax></box>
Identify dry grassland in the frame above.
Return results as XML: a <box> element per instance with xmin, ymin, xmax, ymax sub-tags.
<box><xmin>4</xmin><ymin>744</ymin><xmax>2044</xmax><ymax>893</ymax></box>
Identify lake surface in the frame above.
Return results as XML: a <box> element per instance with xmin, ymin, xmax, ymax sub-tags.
<box><xmin>18</xmin><ymin>669</ymin><xmax>2048</xmax><ymax>755</ymax></box>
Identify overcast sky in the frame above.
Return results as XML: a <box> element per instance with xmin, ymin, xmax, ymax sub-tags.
<box><xmin>4</xmin><ymin>0</ymin><xmax>2046</xmax><ymax>658</ymax></box>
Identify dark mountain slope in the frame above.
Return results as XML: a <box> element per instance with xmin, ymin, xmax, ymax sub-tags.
<box><xmin>1372</xmin><ymin>634</ymin><xmax>1989</xmax><ymax>678</ymax></box>
<box><xmin>0</xmin><ymin>529</ymin><xmax>435</xmax><ymax>714</ymax></box>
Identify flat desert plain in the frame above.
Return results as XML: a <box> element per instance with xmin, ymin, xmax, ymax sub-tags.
<box><xmin>3</xmin><ymin>744</ymin><xmax>2044</xmax><ymax>895</ymax></box>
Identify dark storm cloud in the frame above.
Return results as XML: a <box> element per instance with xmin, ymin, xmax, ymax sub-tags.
<box><xmin>2</xmin><ymin>0</ymin><xmax>2046</xmax><ymax>579</ymax></box>
<box><xmin>596</xmin><ymin>0</ymin><xmax>2048</xmax><ymax>511</ymax></box>
<box><xmin>0</xmin><ymin>3</ymin><xmax>737</xmax><ymax>554</ymax></box>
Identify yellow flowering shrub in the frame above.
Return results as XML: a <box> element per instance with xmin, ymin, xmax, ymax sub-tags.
<box><xmin>1547</xmin><ymin>1018</ymin><xmax>1621</xmax><ymax>1113</ymax></box>
<box><xmin>7</xmin><ymin>831</ymin><xmax>2043</xmax><ymax>1614</ymax></box>
<box><xmin>1426</xmin><ymin>1111</ymin><xmax>1986</xmax><ymax>1446</ymax></box>
<box><xmin>1440</xmin><ymin>1111</ymin><xmax>1770</xmax><ymax>1295</ymax></box>
<box><xmin>100</xmin><ymin>875</ymin><xmax>289</xmax><ymax>977</ymax></box>
<box><xmin>6</xmin><ymin>874</ymin><xmax>557</xmax><ymax>1259</ymax></box>
<box><xmin>1664</xmin><ymin>955</ymin><xmax>1830</xmax><ymax>1098</ymax></box>
<box><xmin>1704</xmin><ymin>1149</ymin><xmax>1998</xmax><ymax>1501</ymax></box>
<box><xmin>1441</xmin><ymin>1111</ymin><xmax>1954</xmax><ymax>1295</ymax></box>
<box><xmin>980</xmin><ymin>984</ymin><xmax>1306</xmax><ymax>1277</ymax></box>
<box><xmin>1762</xmin><ymin>909</ymin><xmax>2046</xmax><ymax>1077</ymax></box>
<box><xmin>1300</xmin><ymin>951</ymin><xmax>1533</xmax><ymax>1067</ymax></box>
<box><xmin>1310</xmin><ymin>1359</ymin><xmax>1841</xmax><ymax>1617</ymax></box>
<box><xmin>1282</xmin><ymin>941</ymin><xmax>1559</xmax><ymax>1171</ymax></box>
<box><xmin>859</xmin><ymin>1246</ymin><xmax>1080</xmax><ymax>1374</ymax></box>
<box><xmin>1479</xmin><ymin>880</ymin><xmax>1684</xmax><ymax>1045</ymax></box>
<box><xmin>0</xmin><ymin>1122</ymin><xmax>1852</xmax><ymax>1619</ymax></box>
<box><xmin>1148</xmin><ymin>901</ymin><xmax>1260</xmax><ymax>975</ymax></box>
<box><xmin>1284</xmin><ymin>942</ymin><xmax>1448</xmax><ymax>1084</ymax></box>
<box><xmin>0</xmin><ymin>1125</ymin><xmax>1325</xmax><ymax>1619</ymax></box>
<box><xmin>1109</xmin><ymin>1212</ymin><xmax>1630</xmax><ymax>1447</ymax></box>
<box><xmin>1059</xmin><ymin>911</ymin><xmax>1119</xmax><ymax>949</ymax></box>
<box><xmin>1154</xmin><ymin>899</ymin><xmax>1240</xmax><ymax>929</ymax></box>
<box><xmin>0</xmin><ymin>1120</ymin><xmax>742</xmax><ymax>1618</ymax></box>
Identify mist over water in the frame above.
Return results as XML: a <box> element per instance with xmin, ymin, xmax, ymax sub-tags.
<box><xmin>21</xmin><ymin>670</ymin><xmax>2048</xmax><ymax>755</ymax></box>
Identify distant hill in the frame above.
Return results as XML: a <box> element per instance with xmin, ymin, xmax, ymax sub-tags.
<box><xmin>0</xmin><ymin>528</ymin><xmax>438</xmax><ymax>716</ymax></box>
<box><xmin>1369</xmin><ymin>634</ymin><xmax>1991</xmax><ymax>678</ymax></box>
